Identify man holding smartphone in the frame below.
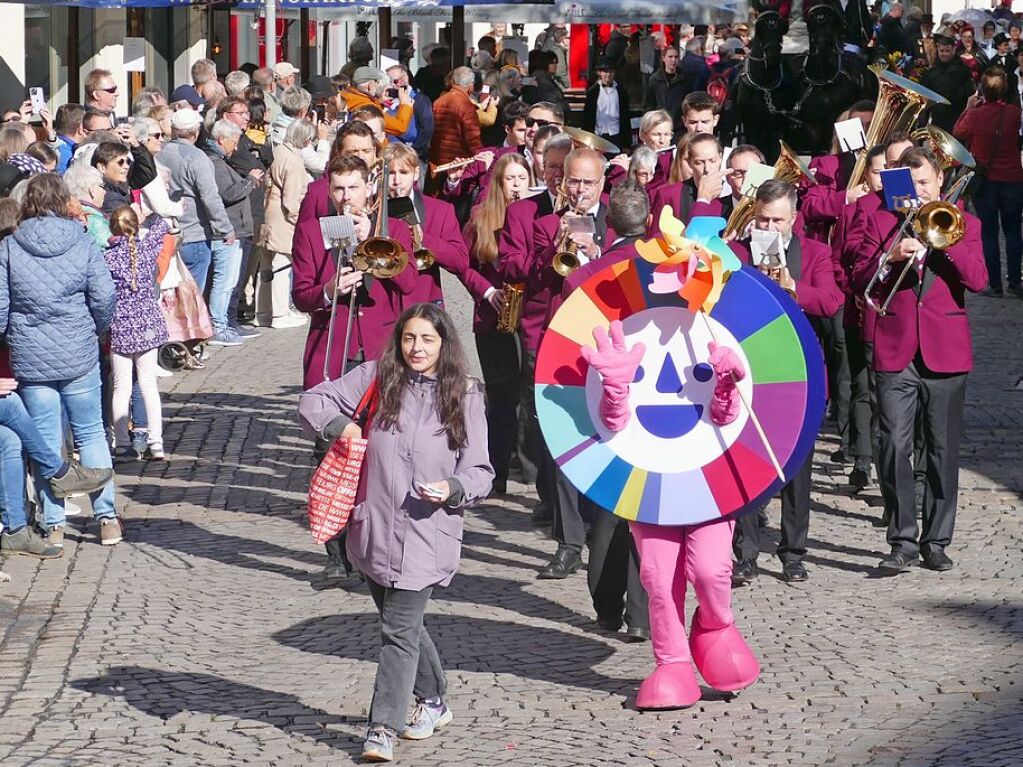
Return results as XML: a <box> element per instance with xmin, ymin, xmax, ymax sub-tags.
<box><xmin>384</xmin><ymin>64</ymin><xmax>434</xmax><ymax>162</ymax></box>
<box><xmin>340</xmin><ymin>67</ymin><xmax>414</xmax><ymax>139</ymax></box>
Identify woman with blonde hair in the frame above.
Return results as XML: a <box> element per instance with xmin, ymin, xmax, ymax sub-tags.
<box><xmin>668</xmin><ymin>132</ymin><xmax>695</xmax><ymax>184</ymax></box>
<box><xmin>463</xmin><ymin>151</ymin><xmax>532</xmax><ymax>495</ymax></box>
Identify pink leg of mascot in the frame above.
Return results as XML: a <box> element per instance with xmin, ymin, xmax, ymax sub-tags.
<box><xmin>582</xmin><ymin>321</ymin><xmax>760</xmax><ymax>709</ymax></box>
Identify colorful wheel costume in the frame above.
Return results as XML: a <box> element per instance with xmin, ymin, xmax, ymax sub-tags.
<box><xmin>536</xmin><ymin>213</ymin><xmax>826</xmax><ymax>709</ymax></box>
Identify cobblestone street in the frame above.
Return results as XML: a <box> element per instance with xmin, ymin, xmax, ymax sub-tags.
<box><xmin>0</xmin><ymin>281</ymin><xmax>1020</xmax><ymax>767</ymax></box>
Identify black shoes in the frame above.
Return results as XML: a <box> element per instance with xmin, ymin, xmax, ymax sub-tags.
<box><xmin>537</xmin><ymin>546</ymin><xmax>582</xmax><ymax>579</ymax></box>
<box><xmin>731</xmin><ymin>559</ymin><xmax>759</xmax><ymax>585</ymax></box>
<box><xmin>624</xmin><ymin>626</ymin><xmax>650</xmax><ymax>642</ymax></box>
<box><xmin>596</xmin><ymin>615</ymin><xmax>622</xmax><ymax>632</ymax></box>
<box><xmin>922</xmin><ymin>550</ymin><xmax>954</xmax><ymax>572</ymax></box>
<box><xmin>849</xmin><ymin>459</ymin><xmax>871</xmax><ymax>492</ymax></box>
<box><xmin>830</xmin><ymin>449</ymin><xmax>850</xmax><ymax>465</ymax></box>
<box><xmin>491</xmin><ymin>479</ymin><xmax>507</xmax><ymax>496</ymax></box>
<box><xmin>872</xmin><ymin>510</ymin><xmax>891</xmax><ymax>528</ymax></box>
<box><xmin>781</xmin><ymin>560</ymin><xmax>809</xmax><ymax>582</ymax></box>
<box><xmin>318</xmin><ymin>561</ymin><xmax>363</xmax><ymax>588</ymax></box>
<box><xmin>878</xmin><ymin>550</ymin><xmax>919</xmax><ymax>573</ymax></box>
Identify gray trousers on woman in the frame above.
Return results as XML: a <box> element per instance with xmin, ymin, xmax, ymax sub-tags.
<box><xmin>366</xmin><ymin>579</ymin><xmax>447</xmax><ymax>732</ymax></box>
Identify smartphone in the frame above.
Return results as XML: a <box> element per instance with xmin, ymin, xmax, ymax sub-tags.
<box><xmin>116</xmin><ymin>115</ymin><xmax>134</xmax><ymax>126</ymax></box>
<box><xmin>480</xmin><ymin>84</ymin><xmax>491</xmax><ymax>97</ymax></box>
<box><xmin>385</xmin><ymin>87</ymin><xmax>399</xmax><ymax>100</ymax></box>
<box><xmin>28</xmin><ymin>87</ymin><xmax>46</xmax><ymax>114</ymax></box>
<box><xmin>416</xmin><ymin>482</ymin><xmax>442</xmax><ymax>499</ymax></box>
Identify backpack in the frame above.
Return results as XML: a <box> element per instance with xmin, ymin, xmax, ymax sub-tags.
<box><xmin>707</xmin><ymin>69</ymin><xmax>731</xmax><ymax>107</ymax></box>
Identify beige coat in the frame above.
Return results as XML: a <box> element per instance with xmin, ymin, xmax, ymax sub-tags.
<box><xmin>263</xmin><ymin>142</ymin><xmax>310</xmax><ymax>254</ymax></box>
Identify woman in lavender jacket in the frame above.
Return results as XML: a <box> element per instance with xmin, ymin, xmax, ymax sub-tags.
<box><xmin>298</xmin><ymin>303</ymin><xmax>493</xmax><ymax>763</ymax></box>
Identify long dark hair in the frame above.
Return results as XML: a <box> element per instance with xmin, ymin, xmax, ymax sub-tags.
<box><xmin>375</xmin><ymin>303</ymin><xmax>470</xmax><ymax>448</ymax></box>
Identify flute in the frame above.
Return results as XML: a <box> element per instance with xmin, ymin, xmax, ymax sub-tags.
<box><xmin>429</xmin><ymin>154</ymin><xmax>488</xmax><ymax>176</ymax></box>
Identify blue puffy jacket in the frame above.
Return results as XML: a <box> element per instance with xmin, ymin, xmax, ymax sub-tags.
<box><xmin>0</xmin><ymin>215</ymin><xmax>116</xmax><ymax>383</ymax></box>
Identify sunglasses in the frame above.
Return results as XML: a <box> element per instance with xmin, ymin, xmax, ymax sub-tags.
<box><xmin>525</xmin><ymin>117</ymin><xmax>559</xmax><ymax>128</ymax></box>
<box><xmin>149</xmin><ymin>132</ymin><xmax>165</xmax><ymax>140</ymax></box>
<box><xmin>114</xmin><ymin>157</ymin><xmax>132</xmax><ymax>167</ymax></box>
<box><xmin>99</xmin><ymin>86</ymin><xmax>118</xmax><ymax>94</ymax></box>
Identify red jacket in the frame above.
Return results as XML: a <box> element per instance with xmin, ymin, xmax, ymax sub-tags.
<box><xmin>429</xmin><ymin>88</ymin><xmax>483</xmax><ymax>167</ymax></box>
<box><xmin>851</xmin><ymin>207</ymin><xmax>987</xmax><ymax>373</ymax></box>
<box><xmin>297</xmin><ymin>175</ymin><xmax>330</xmax><ymax>224</ymax></box>
<box><xmin>953</xmin><ymin>101</ymin><xmax>1023</xmax><ymax>183</ymax></box>
<box><xmin>291</xmin><ymin>215</ymin><xmax>418</xmax><ymax>390</ymax></box>
<box><xmin>833</xmin><ymin>191</ymin><xmax>883</xmax><ymax>338</ymax></box>
<box><xmin>801</xmin><ymin>152</ymin><xmax>855</xmax><ymax>243</ymax></box>
<box><xmin>730</xmin><ymin>232</ymin><xmax>843</xmax><ymax>319</ymax></box>
<box><xmin>496</xmin><ymin>192</ymin><xmax>556</xmax><ymax>352</ymax></box>
<box><xmin>405</xmin><ymin>194</ymin><xmax>491</xmax><ymax>306</ymax></box>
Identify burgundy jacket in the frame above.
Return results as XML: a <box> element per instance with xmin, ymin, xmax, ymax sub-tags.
<box><xmin>406</xmin><ymin>193</ymin><xmax>491</xmax><ymax>307</ymax></box>
<box><xmin>730</xmin><ymin>231</ymin><xmax>843</xmax><ymax>319</ymax></box>
<box><xmin>953</xmin><ymin>101</ymin><xmax>1023</xmax><ymax>183</ymax></box>
<box><xmin>533</xmin><ymin>203</ymin><xmax>618</xmax><ymax>326</ymax></box>
<box><xmin>462</xmin><ymin>215</ymin><xmax>504</xmax><ymax>335</ymax></box>
<box><xmin>496</xmin><ymin>191</ymin><xmax>556</xmax><ymax>352</ymax></box>
<box><xmin>443</xmin><ymin>144</ymin><xmax>522</xmax><ymax>202</ymax></box>
<box><xmin>851</xmin><ymin>207</ymin><xmax>987</xmax><ymax>373</ymax></box>
<box><xmin>801</xmin><ymin>151</ymin><xmax>855</xmax><ymax>243</ymax></box>
<box><xmin>833</xmin><ymin>191</ymin><xmax>883</xmax><ymax>338</ymax></box>
<box><xmin>647</xmin><ymin>179</ymin><xmax>728</xmax><ymax>237</ymax></box>
<box><xmin>291</xmin><ymin>215</ymin><xmax>418</xmax><ymax>390</ymax></box>
<box><xmin>297</xmin><ymin>175</ymin><xmax>330</xmax><ymax>224</ymax></box>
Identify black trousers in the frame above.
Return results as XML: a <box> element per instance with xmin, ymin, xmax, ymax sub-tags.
<box><xmin>518</xmin><ymin>348</ymin><xmax>557</xmax><ymax>510</ymax></box>
<box><xmin>551</xmin><ymin>462</ymin><xmax>587</xmax><ymax>553</ymax></box>
<box><xmin>475</xmin><ymin>330</ymin><xmax>522</xmax><ymax>486</ymax></box>
<box><xmin>845</xmin><ymin>326</ymin><xmax>877</xmax><ymax>463</ymax></box>
<box><xmin>733</xmin><ymin>450</ymin><xmax>813</xmax><ymax>564</ymax></box>
<box><xmin>587</xmin><ymin>505</ymin><xmax>648</xmax><ymax>630</ymax></box>
<box><xmin>816</xmin><ymin>311</ymin><xmax>851</xmax><ymax>450</ymax></box>
<box><xmin>876</xmin><ymin>359</ymin><xmax>966</xmax><ymax>557</ymax></box>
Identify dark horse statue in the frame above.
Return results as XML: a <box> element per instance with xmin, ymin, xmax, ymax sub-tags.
<box><xmin>737</xmin><ymin>0</ymin><xmax>876</xmax><ymax>162</ymax></box>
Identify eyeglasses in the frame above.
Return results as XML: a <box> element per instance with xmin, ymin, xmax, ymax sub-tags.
<box><xmin>564</xmin><ymin>176</ymin><xmax>601</xmax><ymax>189</ymax></box>
<box><xmin>149</xmin><ymin>132</ymin><xmax>165</xmax><ymax>140</ymax></box>
<box><xmin>227</xmin><ymin>109</ymin><xmax>250</xmax><ymax>116</ymax></box>
<box><xmin>526</xmin><ymin>117</ymin><xmax>561</xmax><ymax>128</ymax></box>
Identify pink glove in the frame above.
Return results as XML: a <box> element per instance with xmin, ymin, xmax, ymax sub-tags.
<box><xmin>708</xmin><ymin>341</ymin><xmax>746</xmax><ymax>426</ymax></box>
<box><xmin>580</xmin><ymin>320</ymin><xmax>645</xmax><ymax>432</ymax></box>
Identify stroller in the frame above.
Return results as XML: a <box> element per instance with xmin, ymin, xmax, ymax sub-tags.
<box><xmin>157</xmin><ymin>237</ymin><xmax>214</xmax><ymax>371</ymax></box>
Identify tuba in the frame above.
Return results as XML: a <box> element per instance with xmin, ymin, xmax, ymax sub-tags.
<box><xmin>353</xmin><ymin>161</ymin><xmax>410</xmax><ymax>278</ymax></box>
<box><xmin>846</xmin><ymin>69</ymin><xmax>949</xmax><ymax>192</ymax></box>
<box><xmin>723</xmin><ymin>140</ymin><xmax>815</xmax><ymax>240</ymax></box>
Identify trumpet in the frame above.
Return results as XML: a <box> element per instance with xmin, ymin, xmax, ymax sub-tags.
<box><xmin>863</xmin><ymin>200</ymin><xmax>965</xmax><ymax>316</ymax></box>
<box><xmin>411</xmin><ymin>224</ymin><xmax>436</xmax><ymax>271</ymax></box>
<box><xmin>352</xmin><ymin>161</ymin><xmax>410</xmax><ymax>279</ymax></box>
<box><xmin>550</xmin><ymin>180</ymin><xmax>583</xmax><ymax>278</ymax></box>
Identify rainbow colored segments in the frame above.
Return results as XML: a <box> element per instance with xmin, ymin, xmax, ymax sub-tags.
<box><xmin>535</xmin><ymin>258</ymin><xmax>826</xmax><ymax>526</ymax></box>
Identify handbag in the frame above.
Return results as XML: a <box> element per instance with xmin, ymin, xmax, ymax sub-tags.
<box><xmin>964</xmin><ymin>102</ymin><xmax>1007</xmax><ymax>200</ymax></box>
<box><xmin>306</xmin><ymin>377</ymin><xmax>379</xmax><ymax>544</ymax></box>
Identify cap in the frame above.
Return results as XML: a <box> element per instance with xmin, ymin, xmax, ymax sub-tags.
<box><xmin>274</xmin><ymin>62</ymin><xmax>300</xmax><ymax>80</ymax></box>
<box><xmin>170</xmin><ymin>84</ymin><xmax>203</xmax><ymax>108</ymax></box>
<box><xmin>595</xmin><ymin>55</ymin><xmax>616</xmax><ymax>71</ymax></box>
<box><xmin>304</xmin><ymin>74</ymin><xmax>335</xmax><ymax>100</ymax></box>
<box><xmin>171</xmin><ymin>108</ymin><xmax>203</xmax><ymax>132</ymax></box>
<box><xmin>353</xmin><ymin>66</ymin><xmax>387</xmax><ymax>85</ymax></box>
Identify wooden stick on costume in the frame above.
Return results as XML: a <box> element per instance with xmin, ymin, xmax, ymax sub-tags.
<box><xmin>637</xmin><ymin>207</ymin><xmax>786</xmax><ymax>482</ymax></box>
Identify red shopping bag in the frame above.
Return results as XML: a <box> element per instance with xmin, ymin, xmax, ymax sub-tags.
<box><xmin>306</xmin><ymin>378</ymin><xmax>378</xmax><ymax>543</ymax></box>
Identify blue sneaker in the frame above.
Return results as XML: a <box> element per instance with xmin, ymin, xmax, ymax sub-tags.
<box><xmin>401</xmin><ymin>697</ymin><xmax>453</xmax><ymax>740</ymax></box>
<box><xmin>231</xmin><ymin>324</ymin><xmax>261</xmax><ymax>339</ymax></box>
<box><xmin>362</xmin><ymin>726</ymin><xmax>396</xmax><ymax>762</ymax></box>
<box><xmin>209</xmin><ymin>328</ymin><xmax>245</xmax><ymax>347</ymax></box>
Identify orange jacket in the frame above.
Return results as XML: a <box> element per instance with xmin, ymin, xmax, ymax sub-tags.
<box><xmin>340</xmin><ymin>88</ymin><xmax>413</xmax><ymax>136</ymax></box>
<box><xmin>429</xmin><ymin>88</ymin><xmax>483</xmax><ymax>166</ymax></box>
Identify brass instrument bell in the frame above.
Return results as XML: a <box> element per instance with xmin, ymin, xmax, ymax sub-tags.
<box><xmin>353</xmin><ymin>161</ymin><xmax>410</xmax><ymax>278</ymax></box>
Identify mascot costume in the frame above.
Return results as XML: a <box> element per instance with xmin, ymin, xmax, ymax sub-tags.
<box><xmin>535</xmin><ymin>211</ymin><xmax>825</xmax><ymax>708</ymax></box>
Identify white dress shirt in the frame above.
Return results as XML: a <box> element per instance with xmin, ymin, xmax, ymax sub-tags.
<box><xmin>595</xmin><ymin>83</ymin><xmax>621</xmax><ymax>138</ymax></box>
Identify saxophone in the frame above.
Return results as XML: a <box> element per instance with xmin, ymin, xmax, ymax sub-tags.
<box><xmin>496</xmin><ymin>190</ymin><xmax>526</xmax><ymax>334</ymax></box>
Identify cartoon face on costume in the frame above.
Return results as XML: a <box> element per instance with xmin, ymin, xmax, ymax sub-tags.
<box><xmin>585</xmin><ymin>306</ymin><xmax>752</xmax><ymax>475</ymax></box>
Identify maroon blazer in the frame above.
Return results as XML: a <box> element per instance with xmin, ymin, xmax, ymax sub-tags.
<box><xmin>442</xmin><ymin>144</ymin><xmax>522</xmax><ymax>203</ymax></box>
<box><xmin>533</xmin><ymin>203</ymin><xmax>618</xmax><ymax>326</ymax></box>
<box><xmin>297</xmin><ymin>175</ymin><xmax>330</xmax><ymax>224</ymax></box>
<box><xmin>496</xmin><ymin>191</ymin><xmax>556</xmax><ymax>352</ymax></box>
<box><xmin>730</xmin><ymin>231</ymin><xmax>843</xmax><ymax>319</ymax></box>
<box><xmin>851</xmin><ymin>207</ymin><xmax>987</xmax><ymax>373</ymax></box>
<box><xmin>291</xmin><ymin>215</ymin><xmax>418</xmax><ymax>390</ymax></box>
<box><xmin>648</xmin><ymin>179</ymin><xmax>727</xmax><ymax>237</ymax></box>
<box><xmin>833</xmin><ymin>191</ymin><xmax>884</xmax><ymax>338</ymax></box>
<box><xmin>462</xmin><ymin>216</ymin><xmax>504</xmax><ymax>334</ymax></box>
<box><xmin>801</xmin><ymin>151</ymin><xmax>855</xmax><ymax>242</ymax></box>
<box><xmin>407</xmin><ymin>193</ymin><xmax>491</xmax><ymax>307</ymax></box>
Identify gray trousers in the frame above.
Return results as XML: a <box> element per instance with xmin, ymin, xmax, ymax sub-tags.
<box><xmin>876</xmin><ymin>360</ymin><xmax>967</xmax><ymax>558</ymax></box>
<box><xmin>365</xmin><ymin>579</ymin><xmax>446</xmax><ymax>733</ymax></box>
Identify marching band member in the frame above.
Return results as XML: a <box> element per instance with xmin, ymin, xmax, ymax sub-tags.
<box><xmin>834</xmin><ymin>145</ymin><xmax>887</xmax><ymax>492</ymax></box>
<box><xmin>666</xmin><ymin>132</ymin><xmax>695</xmax><ymax>184</ymax></box>
<box><xmin>291</xmin><ymin>154</ymin><xmax>418</xmax><ymax>586</ymax></box>
<box><xmin>297</xmin><ymin>120</ymin><xmax>380</xmax><ymax>224</ymax></box>
<box><xmin>463</xmin><ymin>154</ymin><xmax>534</xmax><ymax>495</ymax></box>
<box><xmin>627</xmin><ymin>146</ymin><xmax>660</xmax><ymax>205</ymax></box>
<box><xmin>719</xmin><ymin>143</ymin><xmax>766</xmax><ymax>236</ymax></box>
<box><xmin>679</xmin><ymin>91</ymin><xmax>722</xmax><ymax>137</ymax></box>
<box><xmin>851</xmin><ymin>148</ymin><xmax>987</xmax><ymax>574</ymax></box>
<box><xmin>531</xmin><ymin>146</ymin><xmax>618</xmax><ymax>579</ymax></box>
<box><xmin>382</xmin><ymin>143</ymin><xmax>492</xmax><ymax>308</ymax></box>
<box><xmin>730</xmin><ymin>180</ymin><xmax>842</xmax><ymax>584</ymax></box>
<box><xmin>497</xmin><ymin>134</ymin><xmax>572</xmax><ymax>529</ymax></box>
<box><xmin>648</xmin><ymin>133</ymin><xmax>728</xmax><ymax>234</ymax></box>
<box><xmin>605</xmin><ymin>109</ymin><xmax>675</xmax><ymax>196</ymax></box>
<box><xmin>561</xmin><ymin>182</ymin><xmax>650</xmax><ymax>640</ymax></box>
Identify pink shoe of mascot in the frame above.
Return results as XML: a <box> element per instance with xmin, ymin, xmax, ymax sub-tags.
<box><xmin>582</xmin><ymin>321</ymin><xmax>760</xmax><ymax>709</ymax></box>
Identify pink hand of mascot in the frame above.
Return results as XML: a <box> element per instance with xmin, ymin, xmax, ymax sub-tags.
<box><xmin>587</xmin><ymin>320</ymin><xmax>760</xmax><ymax>709</ymax></box>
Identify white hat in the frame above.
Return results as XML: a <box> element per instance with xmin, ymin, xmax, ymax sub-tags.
<box><xmin>171</xmin><ymin>108</ymin><xmax>203</xmax><ymax>132</ymax></box>
<box><xmin>274</xmin><ymin>62</ymin><xmax>300</xmax><ymax>79</ymax></box>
